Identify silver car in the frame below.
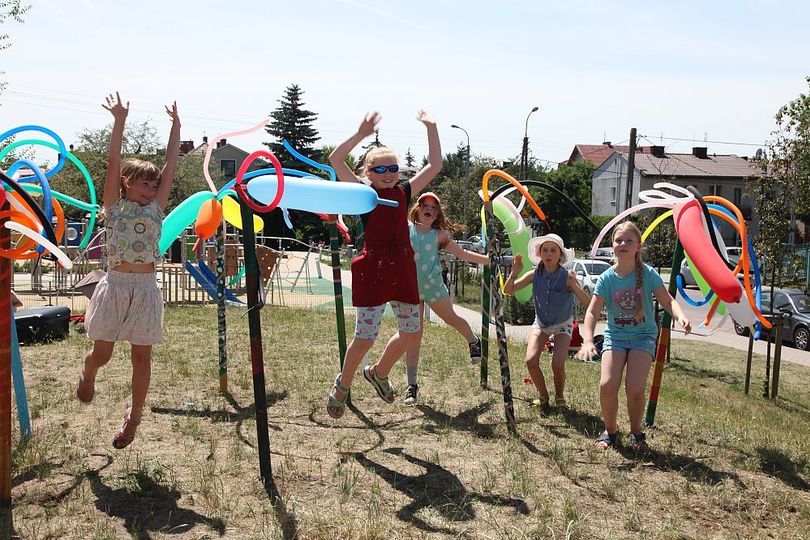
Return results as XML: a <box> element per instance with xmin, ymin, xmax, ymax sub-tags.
<box><xmin>567</xmin><ymin>259</ymin><xmax>612</xmax><ymax>294</ymax></box>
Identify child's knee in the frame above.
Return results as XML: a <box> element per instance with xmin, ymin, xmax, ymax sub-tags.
<box><xmin>525</xmin><ymin>356</ymin><xmax>540</xmax><ymax>369</ymax></box>
<box><xmin>625</xmin><ymin>385</ymin><xmax>645</xmax><ymax>402</ymax></box>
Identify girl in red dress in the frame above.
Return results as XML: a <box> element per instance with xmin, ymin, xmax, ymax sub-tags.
<box><xmin>326</xmin><ymin>111</ymin><xmax>441</xmax><ymax>419</ymax></box>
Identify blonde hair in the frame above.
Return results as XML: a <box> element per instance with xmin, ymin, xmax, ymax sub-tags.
<box><xmin>120</xmin><ymin>159</ymin><xmax>161</xmax><ymax>198</ymax></box>
<box><xmin>613</xmin><ymin>221</ymin><xmax>645</xmax><ymax>323</ymax></box>
<box><xmin>408</xmin><ymin>197</ymin><xmax>458</xmax><ymax>236</ymax></box>
<box><xmin>363</xmin><ymin>146</ymin><xmax>398</xmax><ymax>168</ymax></box>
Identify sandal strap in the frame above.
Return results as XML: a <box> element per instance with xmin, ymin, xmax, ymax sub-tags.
<box><xmin>333</xmin><ymin>374</ymin><xmax>350</xmax><ymax>394</ymax></box>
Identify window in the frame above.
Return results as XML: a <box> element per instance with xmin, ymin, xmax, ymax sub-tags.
<box><xmin>733</xmin><ymin>187</ymin><xmax>742</xmax><ymax>206</ymax></box>
<box><xmin>220</xmin><ymin>159</ymin><xmax>236</xmax><ymax>179</ymax></box>
<box><xmin>773</xmin><ymin>293</ymin><xmax>791</xmax><ymax>311</ymax></box>
<box><xmin>708</xmin><ymin>185</ymin><xmax>722</xmax><ymax>196</ymax></box>
<box><xmin>610</xmin><ymin>186</ymin><xmax>616</xmax><ymax>206</ymax></box>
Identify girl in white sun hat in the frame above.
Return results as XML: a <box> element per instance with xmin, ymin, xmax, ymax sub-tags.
<box><xmin>504</xmin><ymin>233</ymin><xmax>589</xmax><ymax>413</ymax></box>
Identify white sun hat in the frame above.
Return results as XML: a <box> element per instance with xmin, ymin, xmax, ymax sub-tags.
<box><xmin>527</xmin><ymin>233</ymin><xmax>574</xmax><ymax>267</ymax></box>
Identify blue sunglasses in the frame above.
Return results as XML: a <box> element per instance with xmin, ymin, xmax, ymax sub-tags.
<box><xmin>369</xmin><ymin>164</ymin><xmax>399</xmax><ymax>174</ymax></box>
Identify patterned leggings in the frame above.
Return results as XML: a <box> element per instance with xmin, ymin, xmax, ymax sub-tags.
<box><xmin>354</xmin><ymin>301</ymin><xmax>421</xmax><ymax>340</ymax></box>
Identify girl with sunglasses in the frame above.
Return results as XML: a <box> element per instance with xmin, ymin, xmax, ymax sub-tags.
<box><xmin>400</xmin><ymin>192</ymin><xmax>489</xmax><ymax>404</ymax></box>
<box><xmin>326</xmin><ymin>111</ymin><xmax>441</xmax><ymax>419</ymax></box>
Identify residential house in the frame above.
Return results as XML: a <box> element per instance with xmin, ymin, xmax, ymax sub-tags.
<box><xmin>585</xmin><ymin>144</ymin><xmax>763</xmax><ymax>244</ymax></box>
<box><xmin>180</xmin><ymin>136</ymin><xmax>269</xmax><ymax>179</ymax></box>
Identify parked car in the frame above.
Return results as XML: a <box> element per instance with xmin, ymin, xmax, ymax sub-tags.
<box><xmin>733</xmin><ymin>287</ymin><xmax>810</xmax><ymax>351</ymax></box>
<box><xmin>566</xmin><ymin>258</ymin><xmax>612</xmax><ymax>294</ymax></box>
<box><xmin>679</xmin><ymin>258</ymin><xmax>697</xmax><ymax>287</ymax></box>
<box><xmin>593</xmin><ymin>247</ymin><xmax>614</xmax><ymax>262</ymax></box>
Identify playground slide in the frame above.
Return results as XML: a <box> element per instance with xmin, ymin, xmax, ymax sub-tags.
<box><xmin>491</xmin><ymin>196</ymin><xmax>532</xmax><ymax>303</ymax></box>
<box><xmin>197</xmin><ymin>260</ymin><xmax>242</xmax><ymax>304</ymax></box>
<box><xmin>184</xmin><ymin>260</ymin><xmax>244</xmax><ymax>306</ymax></box>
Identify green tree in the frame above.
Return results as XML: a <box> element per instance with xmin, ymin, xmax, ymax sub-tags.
<box><xmin>76</xmin><ymin>120</ymin><xmax>162</xmax><ymax>155</ymax></box>
<box><xmin>1</xmin><ymin>1</ymin><xmax>30</xmax><ymax>103</ymax></box>
<box><xmin>404</xmin><ymin>148</ymin><xmax>415</xmax><ymax>168</ymax></box>
<box><xmin>264</xmin><ymin>84</ymin><xmax>320</xmax><ymax>170</ymax></box>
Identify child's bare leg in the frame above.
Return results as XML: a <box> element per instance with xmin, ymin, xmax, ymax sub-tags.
<box><xmin>624</xmin><ymin>350</ymin><xmax>653</xmax><ymax>434</ymax></box>
<box><xmin>525</xmin><ymin>330</ymin><xmax>550</xmax><ymax>401</ymax></box>
<box><xmin>78</xmin><ymin>340</ymin><xmax>115</xmax><ymax>402</ymax></box>
<box><xmin>550</xmin><ymin>333</ymin><xmax>571</xmax><ymax>401</ymax></box>
<box><xmin>599</xmin><ymin>350</ymin><xmax>627</xmax><ymax>436</ymax></box>
<box><xmin>337</xmin><ymin>337</ymin><xmax>375</xmax><ymax>393</ymax></box>
<box><xmin>374</xmin><ymin>331</ymin><xmax>420</xmax><ymax>378</ymax></box>
<box><xmin>429</xmin><ymin>296</ymin><xmax>476</xmax><ymax>342</ymax></box>
<box><xmin>404</xmin><ymin>305</ymin><xmax>425</xmax><ymax>386</ymax></box>
<box><xmin>128</xmin><ymin>344</ymin><xmax>152</xmax><ymax>423</ymax></box>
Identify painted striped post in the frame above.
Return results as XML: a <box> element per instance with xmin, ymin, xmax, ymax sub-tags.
<box><xmin>239</xmin><ymin>201</ymin><xmax>272</xmax><ymax>482</ymax></box>
<box><xmin>645</xmin><ymin>239</ymin><xmax>684</xmax><ymax>427</ymax></box>
<box><xmin>216</xmin><ymin>217</ymin><xmax>228</xmax><ymax>393</ymax></box>
<box><xmin>0</xmin><ymin>204</ymin><xmax>11</xmax><ymax>508</ymax></box>
<box><xmin>485</xmin><ymin>204</ymin><xmax>516</xmax><ymax>433</ymax></box>
<box><xmin>479</xmin><ymin>264</ymin><xmax>491</xmax><ymax>389</ymax></box>
<box><xmin>327</xmin><ymin>218</ymin><xmax>349</xmax><ymax>403</ymax></box>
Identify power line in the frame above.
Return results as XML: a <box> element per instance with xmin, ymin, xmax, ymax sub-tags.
<box><xmin>639</xmin><ymin>133</ymin><xmax>764</xmax><ymax>148</ymax></box>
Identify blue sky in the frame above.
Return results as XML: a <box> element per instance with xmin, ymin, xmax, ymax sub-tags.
<box><xmin>1</xmin><ymin>0</ymin><xmax>808</xmax><ymax>168</ymax></box>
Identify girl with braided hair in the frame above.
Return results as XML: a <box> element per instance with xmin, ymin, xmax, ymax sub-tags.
<box><xmin>578</xmin><ymin>222</ymin><xmax>690</xmax><ymax>449</ymax></box>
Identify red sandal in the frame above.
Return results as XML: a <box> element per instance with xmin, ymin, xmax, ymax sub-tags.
<box><xmin>112</xmin><ymin>407</ymin><xmax>141</xmax><ymax>450</ymax></box>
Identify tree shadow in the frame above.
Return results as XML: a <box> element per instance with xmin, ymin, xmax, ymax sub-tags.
<box><xmin>615</xmin><ymin>445</ymin><xmax>745</xmax><ymax>487</ymax></box>
<box><xmin>415</xmin><ymin>401</ymin><xmax>496</xmax><ymax>439</ymax></box>
<box><xmin>151</xmin><ymin>390</ymin><xmax>287</xmax><ymax>448</ymax></box>
<box><xmin>353</xmin><ymin>447</ymin><xmax>528</xmax><ymax>535</ymax></box>
<box><xmin>556</xmin><ymin>407</ymin><xmax>605</xmax><ymax>439</ymax></box>
<box><xmin>669</xmin><ymin>357</ymin><xmax>741</xmax><ymax>386</ymax></box>
<box><xmin>756</xmin><ymin>446</ymin><xmax>810</xmax><ymax>491</ymax></box>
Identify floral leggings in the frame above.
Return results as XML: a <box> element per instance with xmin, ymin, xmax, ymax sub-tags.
<box><xmin>354</xmin><ymin>301</ymin><xmax>421</xmax><ymax>340</ymax></box>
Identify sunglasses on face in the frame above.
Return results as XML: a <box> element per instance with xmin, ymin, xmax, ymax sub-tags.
<box><xmin>369</xmin><ymin>164</ymin><xmax>399</xmax><ymax>174</ymax></box>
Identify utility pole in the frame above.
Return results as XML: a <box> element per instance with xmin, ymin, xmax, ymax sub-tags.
<box><xmin>625</xmin><ymin>127</ymin><xmax>637</xmax><ymax>211</ymax></box>
<box><xmin>520</xmin><ymin>106</ymin><xmax>539</xmax><ymax>181</ymax></box>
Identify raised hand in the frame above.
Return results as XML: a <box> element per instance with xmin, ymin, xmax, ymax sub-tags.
<box><xmin>102</xmin><ymin>92</ymin><xmax>129</xmax><ymax>122</ymax></box>
<box><xmin>358</xmin><ymin>112</ymin><xmax>381</xmax><ymax>137</ymax></box>
<box><xmin>165</xmin><ymin>101</ymin><xmax>180</xmax><ymax>126</ymax></box>
<box><xmin>416</xmin><ymin>109</ymin><xmax>436</xmax><ymax>127</ymax></box>
<box><xmin>511</xmin><ymin>253</ymin><xmax>524</xmax><ymax>275</ymax></box>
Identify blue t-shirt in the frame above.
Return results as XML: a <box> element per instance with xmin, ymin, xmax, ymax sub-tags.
<box><xmin>593</xmin><ymin>263</ymin><xmax>664</xmax><ymax>340</ymax></box>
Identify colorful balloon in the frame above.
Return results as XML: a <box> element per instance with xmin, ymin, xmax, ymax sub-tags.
<box><xmin>196</xmin><ymin>199</ymin><xmax>223</xmax><ymax>240</ymax></box>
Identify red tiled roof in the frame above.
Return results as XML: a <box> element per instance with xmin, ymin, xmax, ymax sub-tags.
<box><xmin>568</xmin><ymin>144</ymin><xmax>629</xmax><ymax>166</ymax></box>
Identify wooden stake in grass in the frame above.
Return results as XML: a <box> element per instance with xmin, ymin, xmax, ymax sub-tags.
<box><xmin>239</xmin><ymin>200</ymin><xmax>272</xmax><ymax>483</ymax></box>
<box><xmin>479</xmin><ymin>263</ymin><xmax>491</xmax><ymax>389</ymax></box>
<box><xmin>645</xmin><ymin>238</ymin><xmax>684</xmax><ymax>427</ymax></box>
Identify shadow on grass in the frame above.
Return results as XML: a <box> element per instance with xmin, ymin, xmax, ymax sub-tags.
<box><xmin>16</xmin><ymin>454</ymin><xmax>226</xmax><ymax>539</ymax></box>
<box><xmin>416</xmin><ymin>401</ymin><xmax>496</xmax><ymax>439</ymax></box>
<box><xmin>669</xmin><ymin>357</ymin><xmax>742</xmax><ymax>386</ymax></box>
<box><xmin>263</xmin><ymin>477</ymin><xmax>299</xmax><ymax>540</ymax></box>
<box><xmin>616</xmin><ymin>445</ymin><xmax>745</xmax><ymax>486</ymax></box>
<box><xmin>756</xmin><ymin>446</ymin><xmax>810</xmax><ymax>491</ymax></box>
<box><xmin>151</xmin><ymin>390</ymin><xmax>288</xmax><ymax>448</ymax></box>
<box><xmin>353</xmin><ymin>447</ymin><xmax>528</xmax><ymax>535</ymax></box>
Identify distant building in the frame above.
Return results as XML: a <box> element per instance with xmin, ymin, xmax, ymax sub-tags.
<box><xmin>181</xmin><ymin>137</ymin><xmax>270</xmax><ymax>179</ymax></box>
<box><xmin>577</xmin><ymin>143</ymin><xmax>763</xmax><ymax>244</ymax></box>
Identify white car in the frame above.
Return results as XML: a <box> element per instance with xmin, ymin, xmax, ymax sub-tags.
<box><xmin>566</xmin><ymin>258</ymin><xmax>612</xmax><ymax>294</ymax></box>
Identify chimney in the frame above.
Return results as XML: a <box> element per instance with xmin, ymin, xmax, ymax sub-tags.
<box><xmin>692</xmin><ymin>147</ymin><xmax>708</xmax><ymax>159</ymax></box>
<box><xmin>179</xmin><ymin>140</ymin><xmax>194</xmax><ymax>154</ymax></box>
<box><xmin>203</xmin><ymin>136</ymin><xmax>208</xmax><ymax>144</ymax></box>
<box><xmin>650</xmin><ymin>145</ymin><xmax>666</xmax><ymax>158</ymax></box>
<box><xmin>216</xmin><ymin>138</ymin><xmax>227</xmax><ymax>149</ymax></box>
<box><xmin>602</xmin><ymin>141</ymin><xmax>612</xmax><ymax>147</ymax></box>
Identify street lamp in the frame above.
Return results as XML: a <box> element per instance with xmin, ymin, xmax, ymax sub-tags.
<box><xmin>520</xmin><ymin>106</ymin><xmax>539</xmax><ymax>181</ymax></box>
<box><xmin>451</xmin><ymin>124</ymin><xmax>471</xmax><ymax>235</ymax></box>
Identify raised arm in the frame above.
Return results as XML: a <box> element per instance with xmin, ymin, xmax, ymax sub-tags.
<box><xmin>329</xmin><ymin>113</ymin><xmax>380</xmax><ymax>184</ymax></box>
<box><xmin>576</xmin><ymin>294</ymin><xmax>605</xmax><ymax>360</ymax></box>
<box><xmin>653</xmin><ymin>285</ymin><xmax>692</xmax><ymax>334</ymax></box>
<box><xmin>408</xmin><ymin>110</ymin><xmax>441</xmax><ymax>194</ymax></box>
<box><xmin>156</xmin><ymin>101</ymin><xmax>181</xmax><ymax>210</ymax></box>
<box><xmin>441</xmin><ymin>233</ymin><xmax>489</xmax><ymax>266</ymax></box>
<box><xmin>568</xmin><ymin>271</ymin><xmax>591</xmax><ymax>306</ymax></box>
<box><xmin>503</xmin><ymin>254</ymin><xmax>533</xmax><ymax>295</ymax></box>
<box><xmin>101</xmin><ymin>92</ymin><xmax>129</xmax><ymax>210</ymax></box>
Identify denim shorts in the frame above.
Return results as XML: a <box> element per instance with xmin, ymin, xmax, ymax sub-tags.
<box><xmin>602</xmin><ymin>334</ymin><xmax>657</xmax><ymax>359</ymax></box>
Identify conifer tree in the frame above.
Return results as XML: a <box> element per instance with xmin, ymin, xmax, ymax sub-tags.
<box><xmin>264</xmin><ymin>84</ymin><xmax>320</xmax><ymax>169</ymax></box>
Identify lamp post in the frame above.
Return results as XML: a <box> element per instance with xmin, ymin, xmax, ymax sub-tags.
<box><xmin>519</xmin><ymin>106</ymin><xmax>539</xmax><ymax>181</ymax></box>
<box><xmin>451</xmin><ymin>124</ymin><xmax>471</xmax><ymax>234</ymax></box>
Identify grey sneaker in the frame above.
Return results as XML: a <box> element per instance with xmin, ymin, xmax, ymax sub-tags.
<box><xmin>403</xmin><ymin>384</ymin><xmax>418</xmax><ymax>405</ymax></box>
<box><xmin>468</xmin><ymin>336</ymin><xmax>482</xmax><ymax>365</ymax></box>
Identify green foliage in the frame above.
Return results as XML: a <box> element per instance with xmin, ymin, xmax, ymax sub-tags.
<box><xmin>76</xmin><ymin>121</ymin><xmax>162</xmax><ymax>155</ymax></box>
<box><xmin>404</xmin><ymin>148</ymin><xmax>415</xmax><ymax>168</ymax></box>
<box><xmin>0</xmin><ymin>1</ymin><xmax>29</xmax><ymax>51</ymax></box>
<box><xmin>264</xmin><ymin>84</ymin><xmax>320</xmax><ymax>170</ymax></box>
<box><xmin>749</xmin><ymin>76</ymin><xmax>810</xmax><ymax>286</ymax></box>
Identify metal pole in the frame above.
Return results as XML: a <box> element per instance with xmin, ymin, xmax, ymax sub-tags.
<box><xmin>0</xmin><ymin>202</ymin><xmax>11</xmax><ymax>510</ymax></box>
<box><xmin>771</xmin><ymin>314</ymin><xmax>783</xmax><ymax>400</ymax></box>
<box><xmin>216</xmin><ymin>217</ymin><xmax>228</xmax><ymax>393</ymax></box>
<box><xmin>451</xmin><ymin>125</ymin><xmax>471</xmax><ymax>231</ymax></box>
<box><xmin>624</xmin><ymin>128</ymin><xmax>637</xmax><ymax>211</ymax></box>
<box><xmin>520</xmin><ymin>107</ymin><xmax>539</xmax><ymax>182</ymax></box>
<box><xmin>744</xmin><ymin>333</ymin><xmax>754</xmax><ymax>395</ymax></box>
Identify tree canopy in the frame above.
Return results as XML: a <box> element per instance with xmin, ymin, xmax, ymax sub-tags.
<box><xmin>264</xmin><ymin>84</ymin><xmax>320</xmax><ymax>170</ymax></box>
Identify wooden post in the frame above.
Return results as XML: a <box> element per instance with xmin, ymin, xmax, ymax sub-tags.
<box><xmin>0</xmin><ymin>202</ymin><xmax>12</xmax><ymax>510</ymax></box>
<box><xmin>744</xmin><ymin>333</ymin><xmax>754</xmax><ymax>395</ymax></box>
<box><xmin>479</xmin><ymin>264</ymin><xmax>491</xmax><ymax>389</ymax></box>
<box><xmin>771</xmin><ymin>314</ymin><xmax>783</xmax><ymax>400</ymax></box>
<box><xmin>216</xmin><ymin>218</ymin><xmax>228</xmax><ymax>393</ymax></box>
<box><xmin>239</xmin><ymin>201</ymin><xmax>272</xmax><ymax>483</ymax></box>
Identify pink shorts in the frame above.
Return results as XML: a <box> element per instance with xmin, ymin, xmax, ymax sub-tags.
<box><xmin>85</xmin><ymin>270</ymin><xmax>164</xmax><ymax>346</ymax></box>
